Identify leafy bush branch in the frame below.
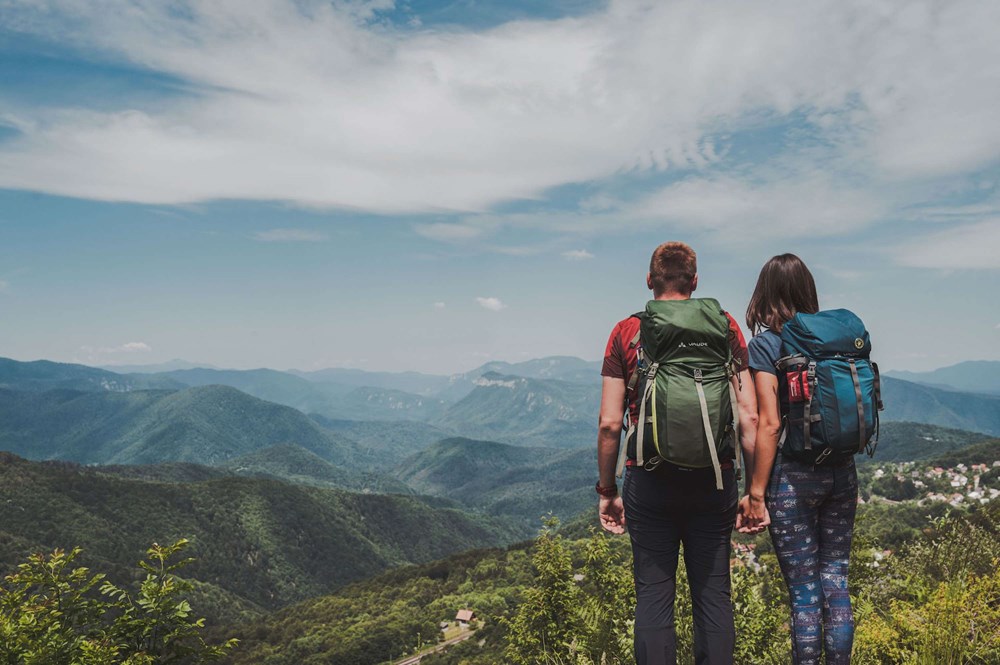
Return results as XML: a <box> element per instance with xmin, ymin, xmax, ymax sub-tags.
<box><xmin>0</xmin><ymin>539</ymin><xmax>237</xmax><ymax>665</ymax></box>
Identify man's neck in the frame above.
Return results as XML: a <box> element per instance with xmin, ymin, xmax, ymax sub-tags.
<box><xmin>654</xmin><ymin>292</ymin><xmax>691</xmax><ymax>301</ymax></box>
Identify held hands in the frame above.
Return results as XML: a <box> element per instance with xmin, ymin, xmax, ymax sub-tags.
<box><xmin>598</xmin><ymin>496</ymin><xmax>626</xmax><ymax>535</ymax></box>
<box><xmin>736</xmin><ymin>494</ymin><xmax>771</xmax><ymax>534</ymax></box>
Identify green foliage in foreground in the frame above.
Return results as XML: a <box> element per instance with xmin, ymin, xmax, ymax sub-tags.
<box><xmin>500</xmin><ymin>521</ymin><xmax>787</xmax><ymax>665</ymax></box>
<box><xmin>500</xmin><ymin>506</ymin><xmax>1000</xmax><ymax>664</ymax></box>
<box><xmin>0</xmin><ymin>540</ymin><xmax>236</xmax><ymax>664</ymax></box>
<box><xmin>225</xmin><ymin>502</ymin><xmax>1000</xmax><ymax>665</ymax></box>
<box><xmin>852</xmin><ymin>503</ymin><xmax>1000</xmax><ymax>664</ymax></box>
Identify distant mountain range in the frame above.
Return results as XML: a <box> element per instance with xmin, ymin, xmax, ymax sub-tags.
<box><xmin>99</xmin><ymin>359</ymin><xmax>221</xmax><ymax>373</ymax></box>
<box><xmin>0</xmin><ymin>357</ymin><xmax>183</xmax><ymax>392</ymax></box>
<box><xmin>440</xmin><ymin>372</ymin><xmax>600</xmax><ymax>447</ymax></box>
<box><xmin>157</xmin><ymin>368</ymin><xmax>446</xmax><ymax>422</ymax></box>
<box><xmin>0</xmin><ymin>384</ymin><xmax>355</xmax><ymax>466</ymax></box>
<box><xmin>885</xmin><ymin>360</ymin><xmax>1000</xmax><ymax>395</ymax></box>
<box><xmin>1</xmin><ymin>356</ymin><xmax>998</xmax><ymax>468</ymax></box>
<box><xmin>288</xmin><ymin>366</ymin><xmax>452</xmax><ymax>396</ymax></box>
<box><xmin>881</xmin><ymin>376</ymin><xmax>1000</xmax><ymax>437</ymax></box>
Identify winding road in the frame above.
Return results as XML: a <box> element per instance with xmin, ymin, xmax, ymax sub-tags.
<box><xmin>392</xmin><ymin>629</ymin><xmax>475</xmax><ymax>665</ymax></box>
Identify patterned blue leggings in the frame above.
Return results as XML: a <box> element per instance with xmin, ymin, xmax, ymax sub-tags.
<box><xmin>767</xmin><ymin>457</ymin><xmax>858</xmax><ymax>665</ymax></box>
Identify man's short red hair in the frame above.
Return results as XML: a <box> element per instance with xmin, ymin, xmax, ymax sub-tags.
<box><xmin>649</xmin><ymin>241</ymin><xmax>697</xmax><ymax>296</ymax></box>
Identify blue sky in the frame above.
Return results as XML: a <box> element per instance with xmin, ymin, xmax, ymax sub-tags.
<box><xmin>1</xmin><ymin>0</ymin><xmax>998</xmax><ymax>374</ymax></box>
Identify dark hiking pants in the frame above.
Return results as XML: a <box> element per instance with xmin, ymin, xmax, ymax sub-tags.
<box><xmin>623</xmin><ymin>463</ymin><xmax>738</xmax><ymax>665</ymax></box>
<box><xmin>767</xmin><ymin>456</ymin><xmax>858</xmax><ymax>665</ymax></box>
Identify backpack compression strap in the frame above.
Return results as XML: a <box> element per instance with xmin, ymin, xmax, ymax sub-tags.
<box><xmin>726</xmin><ymin>365</ymin><xmax>742</xmax><ymax>481</ymax></box>
<box><xmin>694</xmin><ymin>369</ymin><xmax>724</xmax><ymax>490</ymax></box>
<box><xmin>848</xmin><ymin>359</ymin><xmax>867</xmax><ymax>454</ymax></box>
<box><xmin>634</xmin><ymin>362</ymin><xmax>659</xmax><ymax>469</ymax></box>
<box><xmin>868</xmin><ymin>362</ymin><xmax>883</xmax><ymax>457</ymax></box>
<box><xmin>803</xmin><ymin>362</ymin><xmax>817</xmax><ymax>451</ymax></box>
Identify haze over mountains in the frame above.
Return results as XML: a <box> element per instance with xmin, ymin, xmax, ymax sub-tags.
<box><xmin>3</xmin><ymin>355</ymin><xmax>1000</xmax><ymax>464</ymax></box>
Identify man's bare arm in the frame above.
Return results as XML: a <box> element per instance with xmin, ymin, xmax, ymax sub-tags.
<box><xmin>597</xmin><ymin>376</ymin><xmax>627</xmax><ymax>534</ymax></box>
<box><xmin>598</xmin><ymin>376</ymin><xmax>626</xmax><ymax>487</ymax></box>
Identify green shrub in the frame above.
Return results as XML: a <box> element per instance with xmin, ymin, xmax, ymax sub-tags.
<box><xmin>0</xmin><ymin>540</ymin><xmax>236</xmax><ymax>664</ymax></box>
<box><xmin>853</xmin><ymin>504</ymin><xmax>1000</xmax><ymax>663</ymax></box>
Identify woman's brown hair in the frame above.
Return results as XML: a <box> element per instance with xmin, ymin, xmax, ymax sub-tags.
<box><xmin>746</xmin><ymin>253</ymin><xmax>819</xmax><ymax>334</ymax></box>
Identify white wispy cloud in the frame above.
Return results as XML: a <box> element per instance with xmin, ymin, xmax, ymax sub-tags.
<box><xmin>0</xmin><ymin>0</ymin><xmax>997</xmax><ymax>217</ymax></box>
<box><xmin>433</xmin><ymin>301</ymin><xmax>446</xmax><ymax>309</ymax></box>
<box><xmin>895</xmin><ymin>219</ymin><xmax>1000</xmax><ymax>269</ymax></box>
<box><xmin>448</xmin><ymin>166</ymin><xmax>890</xmax><ymax>246</ymax></box>
<box><xmin>0</xmin><ymin>280</ymin><xmax>8</xmax><ymax>292</ymax></box>
<box><xmin>562</xmin><ymin>249</ymin><xmax>594</xmax><ymax>260</ymax></box>
<box><xmin>253</xmin><ymin>228</ymin><xmax>329</xmax><ymax>242</ymax></box>
<box><xmin>630</xmin><ymin>173</ymin><xmax>888</xmax><ymax>238</ymax></box>
<box><xmin>475</xmin><ymin>296</ymin><xmax>507</xmax><ymax>311</ymax></box>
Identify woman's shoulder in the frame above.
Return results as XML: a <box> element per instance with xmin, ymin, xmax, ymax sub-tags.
<box><xmin>749</xmin><ymin>328</ymin><xmax>781</xmax><ymax>347</ymax></box>
<box><xmin>747</xmin><ymin>329</ymin><xmax>782</xmax><ymax>373</ymax></box>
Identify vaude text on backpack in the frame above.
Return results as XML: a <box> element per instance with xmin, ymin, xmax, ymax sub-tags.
<box><xmin>618</xmin><ymin>298</ymin><xmax>741</xmax><ymax>490</ymax></box>
<box><xmin>776</xmin><ymin>309</ymin><xmax>885</xmax><ymax>465</ymax></box>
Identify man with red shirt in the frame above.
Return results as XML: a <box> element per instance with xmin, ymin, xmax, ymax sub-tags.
<box><xmin>596</xmin><ymin>241</ymin><xmax>758</xmax><ymax>665</ymax></box>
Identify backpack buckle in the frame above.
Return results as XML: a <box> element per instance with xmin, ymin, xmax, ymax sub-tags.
<box><xmin>814</xmin><ymin>448</ymin><xmax>832</xmax><ymax>465</ymax></box>
<box><xmin>693</xmin><ymin>368</ymin><xmax>703</xmax><ymax>382</ymax></box>
<box><xmin>642</xmin><ymin>456</ymin><xmax>663</xmax><ymax>471</ymax></box>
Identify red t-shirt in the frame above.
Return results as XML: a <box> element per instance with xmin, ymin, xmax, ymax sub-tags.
<box><xmin>601</xmin><ymin>310</ymin><xmax>749</xmax><ymax>425</ymax></box>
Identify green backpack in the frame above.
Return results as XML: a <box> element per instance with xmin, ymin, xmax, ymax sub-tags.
<box><xmin>618</xmin><ymin>298</ymin><xmax>742</xmax><ymax>490</ymax></box>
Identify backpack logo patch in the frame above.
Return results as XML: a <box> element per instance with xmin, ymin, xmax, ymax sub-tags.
<box><xmin>854</xmin><ymin>338</ymin><xmax>864</xmax><ymax>349</ymax></box>
<box><xmin>678</xmin><ymin>342</ymin><xmax>708</xmax><ymax>348</ymax></box>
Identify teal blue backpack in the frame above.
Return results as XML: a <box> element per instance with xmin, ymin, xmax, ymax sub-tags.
<box><xmin>777</xmin><ymin>309</ymin><xmax>884</xmax><ymax>464</ymax></box>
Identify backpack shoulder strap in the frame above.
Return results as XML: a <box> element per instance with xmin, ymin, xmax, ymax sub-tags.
<box><xmin>625</xmin><ymin>312</ymin><xmax>644</xmax><ymax>394</ymax></box>
<box><xmin>617</xmin><ymin>312</ymin><xmax>646</xmax><ymax>479</ymax></box>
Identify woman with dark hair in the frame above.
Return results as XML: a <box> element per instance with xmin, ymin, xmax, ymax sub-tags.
<box><xmin>738</xmin><ymin>254</ymin><xmax>859</xmax><ymax>665</ymax></box>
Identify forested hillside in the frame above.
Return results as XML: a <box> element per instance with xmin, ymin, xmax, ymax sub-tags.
<box><xmin>222</xmin><ymin>443</ymin><xmax>414</xmax><ymax>494</ymax></box>
<box><xmin>393</xmin><ymin>437</ymin><xmax>594</xmax><ymax>521</ymax></box>
<box><xmin>857</xmin><ymin>421</ymin><xmax>993</xmax><ymax>463</ymax></box>
<box><xmin>0</xmin><ymin>453</ymin><xmax>526</xmax><ymax>620</ymax></box>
